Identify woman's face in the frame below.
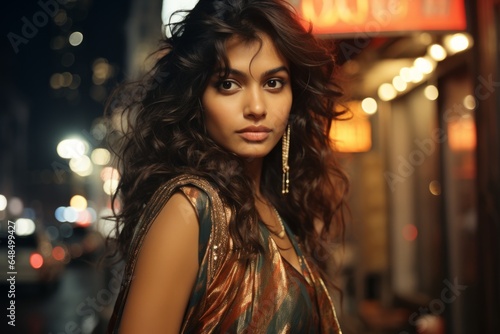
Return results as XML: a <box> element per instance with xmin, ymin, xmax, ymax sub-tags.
<box><xmin>202</xmin><ymin>33</ymin><xmax>292</xmax><ymax>159</ymax></box>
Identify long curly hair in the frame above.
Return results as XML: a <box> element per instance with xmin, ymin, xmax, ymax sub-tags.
<box><xmin>107</xmin><ymin>0</ymin><xmax>349</xmax><ymax>278</ymax></box>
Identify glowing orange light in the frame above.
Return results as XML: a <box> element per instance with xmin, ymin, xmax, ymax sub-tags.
<box><xmin>297</xmin><ymin>0</ymin><xmax>466</xmax><ymax>35</ymax></box>
<box><xmin>448</xmin><ymin>117</ymin><xmax>476</xmax><ymax>151</ymax></box>
<box><xmin>330</xmin><ymin>101</ymin><xmax>372</xmax><ymax>153</ymax></box>
<box><xmin>30</xmin><ymin>253</ymin><xmax>44</xmax><ymax>269</ymax></box>
<box><xmin>52</xmin><ymin>246</ymin><xmax>66</xmax><ymax>261</ymax></box>
<box><xmin>402</xmin><ymin>224</ymin><xmax>418</xmax><ymax>241</ymax></box>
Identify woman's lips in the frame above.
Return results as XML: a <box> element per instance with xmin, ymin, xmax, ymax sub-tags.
<box><xmin>236</xmin><ymin>126</ymin><xmax>271</xmax><ymax>141</ymax></box>
<box><xmin>238</xmin><ymin>132</ymin><xmax>270</xmax><ymax>141</ymax></box>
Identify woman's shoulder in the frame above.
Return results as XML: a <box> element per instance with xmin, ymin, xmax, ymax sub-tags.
<box><xmin>149</xmin><ymin>173</ymin><xmax>221</xmax><ymax>211</ymax></box>
<box><xmin>154</xmin><ymin>174</ymin><xmax>218</xmax><ymax>198</ymax></box>
<box><xmin>156</xmin><ymin>174</ymin><xmax>231</xmax><ymax>280</ymax></box>
<box><xmin>144</xmin><ymin>173</ymin><xmax>230</xmax><ymax>232</ymax></box>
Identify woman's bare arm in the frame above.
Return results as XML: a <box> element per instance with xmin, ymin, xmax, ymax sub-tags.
<box><xmin>119</xmin><ymin>192</ymin><xmax>199</xmax><ymax>334</ymax></box>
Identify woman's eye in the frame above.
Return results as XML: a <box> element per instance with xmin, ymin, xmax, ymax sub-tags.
<box><xmin>222</xmin><ymin>81</ymin><xmax>233</xmax><ymax>89</ymax></box>
<box><xmin>265</xmin><ymin>79</ymin><xmax>284</xmax><ymax>89</ymax></box>
<box><xmin>218</xmin><ymin>80</ymin><xmax>239</xmax><ymax>91</ymax></box>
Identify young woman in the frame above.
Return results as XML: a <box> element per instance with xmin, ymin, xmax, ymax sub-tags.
<box><xmin>107</xmin><ymin>0</ymin><xmax>348</xmax><ymax>332</ymax></box>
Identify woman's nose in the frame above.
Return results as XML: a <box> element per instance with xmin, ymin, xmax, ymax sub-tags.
<box><xmin>243</xmin><ymin>87</ymin><xmax>266</xmax><ymax>119</ymax></box>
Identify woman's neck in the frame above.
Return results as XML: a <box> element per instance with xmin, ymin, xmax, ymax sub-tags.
<box><xmin>243</xmin><ymin>157</ymin><xmax>263</xmax><ymax>197</ymax></box>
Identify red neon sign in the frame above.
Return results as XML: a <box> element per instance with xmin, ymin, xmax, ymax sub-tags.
<box><xmin>296</xmin><ymin>0</ymin><xmax>467</xmax><ymax>36</ymax></box>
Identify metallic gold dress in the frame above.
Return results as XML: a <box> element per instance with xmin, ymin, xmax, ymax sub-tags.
<box><xmin>107</xmin><ymin>175</ymin><xmax>342</xmax><ymax>333</ymax></box>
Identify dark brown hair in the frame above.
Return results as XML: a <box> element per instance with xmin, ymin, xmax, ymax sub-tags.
<box><xmin>107</xmin><ymin>0</ymin><xmax>349</xmax><ymax>278</ymax></box>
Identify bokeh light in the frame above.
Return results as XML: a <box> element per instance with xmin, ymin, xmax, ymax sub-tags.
<box><xmin>8</xmin><ymin>197</ymin><xmax>23</xmax><ymax>216</ymax></box>
<box><xmin>87</xmin><ymin>207</ymin><xmax>97</xmax><ymax>223</ymax></box>
<box><xmin>69</xmin><ymin>155</ymin><xmax>93</xmax><ymax>176</ymax></box>
<box><xmin>103</xmin><ymin>179</ymin><xmax>119</xmax><ymax>196</ymax></box>
<box><xmin>57</xmin><ymin>138</ymin><xmax>89</xmax><ymax>159</ymax></box>
<box><xmin>50</xmin><ymin>73</ymin><xmax>64</xmax><ymax>89</ymax></box>
<box><xmin>60</xmin><ymin>223</ymin><xmax>73</xmax><ymax>238</ymax></box>
<box><xmin>55</xmin><ymin>206</ymin><xmax>66</xmax><ymax>222</ymax></box>
<box><xmin>63</xmin><ymin>207</ymin><xmax>78</xmax><ymax>223</ymax></box>
<box><xmin>15</xmin><ymin>218</ymin><xmax>36</xmax><ymax>236</ymax></box>
<box><xmin>52</xmin><ymin>246</ymin><xmax>66</xmax><ymax>261</ymax></box>
<box><xmin>428</xmin><ymin>44</ymin><xmax>447</xmax><ymax>61</ymax></box>
<box><xmin>69</xmin><ymin>31</ymin><xmax>84</xmax><ymax>46</ymax></box>
<box><xmin>61</xmin><ymin>72</ymin><xmax>73</xmax><ymax>87</ymax></box>
<box><xmin>444</xmin><ymin>33</ymin><xmax>470</xmax><ymax>54</ymax></box>
<box><xmin>424</xmin><ymin>85</ymin><xmax>439</xmax><ymax>101</ymax></box>
<box><xmin>69</xmin><ymin>74</ymin><xmax>81</xmax><ymax>89</ymax></box>
<box><xmin>0</xmin><ymin>195</ymin><xmax>7</xmax><ymax>211</ymax></box>
<box><xmin>91</xmin><ymin>148</ymin><xmax>111</xmax><ymax>165</ymax></box>
<box><xmin>92</xmin><ymin>58</ymin><xmax>112</xmax><ymax>85</ymax></box>
<box><xmin>409</xmin><ymin>67</ymin><xmax>424</xmax><ymax>83</ymax></box>
<box><xmin>392</xmin><ymin>76</ymin><xmax>407</xmax><ymax>92</ymax></box>
<box><xmin>54</xmin><ymin>10</ymin><xmax>68</xmax><ymax>26</ymax></box>
<box><xmin>414</xmin><ymin>57</ymin><xmax>435</xmax><ymax>75</ymax></box>
<box><xmin>463</xmin><ymin>95</ymin><xmax>476</xmax><ymax>110</ymax></box>
<box><xmin>76</xmin><ymin>209</ymin><xmax>93</xmax><ymax>226</ymax></box>
<box><xmin>91</xmin><ymin>122</ymin><xmax>108</xmax><ymax>141</ymax></box>
<box><xmin>30</xmin><ymin>253</ymin><xmax>44</xmax><ymax>269</ymax></box>
<box><xmin>100</xmin><ymin>167</ymin><xmax>120</xmax><ymax>181</ymax></box>
<box><xmin>429</xmin><ymin>180</ymin><xmax>442</xmax><ymax>196</ymax></box>
<box><xmin>46</xmin><ymin>226</ymin><xmax>60</xmax><ymax>241</ymax></box>
<box><xmin>70</xmin><ymin>195</ymin><xmax>88</xmax><ymax>211</ymax></box>
<box><xmin>402</xmin><ymin>224</ymin><xmax>418</xmax><ymax>241</ymax></box>
<box><xmin>361</xmin><ymin>97</ymin><xmax>377</xmax><ymax>115</ymax></box>
<box><xmin>400</xmin><ymin>67</ymin><xmax>412</xmax><ymax>82</ymax></box>
<box><xmin>378</xmin><ymin>83</ymin><xmax>397</xmax><ymax>101</ymax></box>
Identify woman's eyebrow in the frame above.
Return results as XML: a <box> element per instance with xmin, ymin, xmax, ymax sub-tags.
<box><xmin>262</xmin><ymin>66</ymin><xmax>289</xmax><ymax>77</ymax></box>
<box><xmin>213</xmin><ymin>66</ymin><xmax>290</xmax><ymax>78</ymax></box>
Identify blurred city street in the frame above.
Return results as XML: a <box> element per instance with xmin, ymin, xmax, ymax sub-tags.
<box><xmin>1</xmin><ymin>259</ymin><xmax>118</xmax><ymax>334</ymax></box>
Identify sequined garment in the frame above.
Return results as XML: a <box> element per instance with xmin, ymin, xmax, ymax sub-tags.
<box><xmin>107</xmin><ymin>175</ymin><xmax>342</xmax><ymax>333</ymax></box>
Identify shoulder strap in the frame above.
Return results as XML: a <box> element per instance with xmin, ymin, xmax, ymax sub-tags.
<box><xmin>177</xmin><ymin>185</ymin><xmax>213</xmax><ymax>264</ymax></box>
<box><xmin>107</xmin><ymin>174</ymin><xmax>229</xmax><ymax>333</ymax></box>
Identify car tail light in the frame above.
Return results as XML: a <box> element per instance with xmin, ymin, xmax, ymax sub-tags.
<box><xmin>30</xmin><ymin>253</ymin><xmax>44</xmax><ymax>269</ymax></box>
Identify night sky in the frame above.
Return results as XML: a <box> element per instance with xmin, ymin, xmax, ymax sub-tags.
<box><xmin>2</xmin><ymin>0</ymin><xmax>131</xmax><ymax>171</ymax></box>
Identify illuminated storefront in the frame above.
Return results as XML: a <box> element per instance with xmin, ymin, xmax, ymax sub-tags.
<box><xmin>284</xmin><ymin>0</ymin><xmax>498</xmax><ymax>333</ymax></box>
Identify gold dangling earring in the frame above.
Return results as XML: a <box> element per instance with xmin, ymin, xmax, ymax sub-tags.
<box><xmin>282</xmin><ymin>124</ymin><xmax>290</xmax><ymax>194</ymax></box>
